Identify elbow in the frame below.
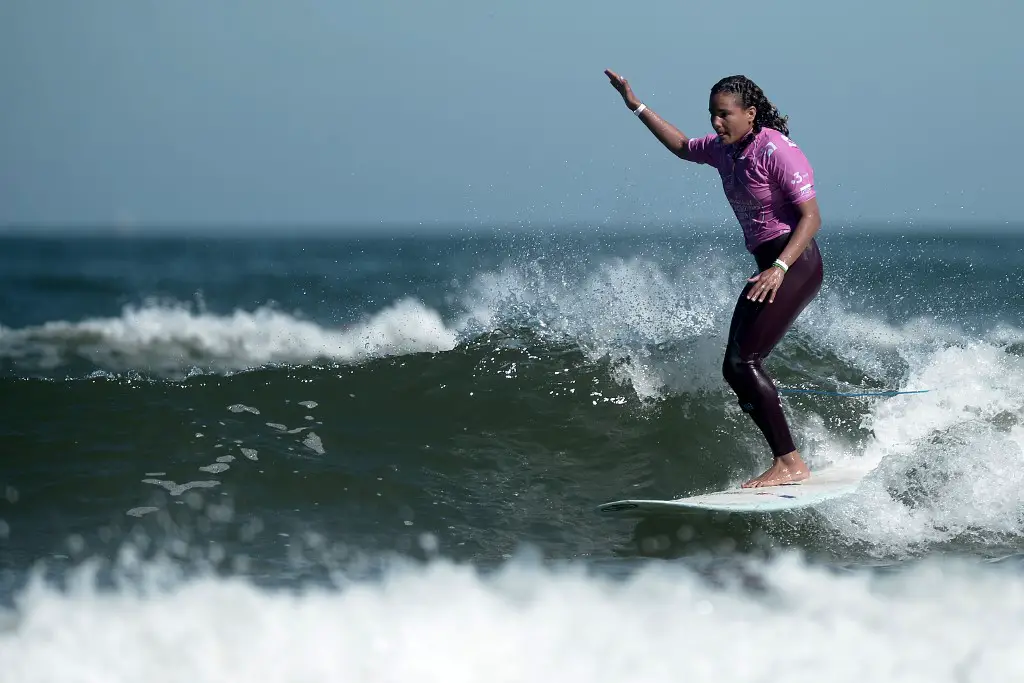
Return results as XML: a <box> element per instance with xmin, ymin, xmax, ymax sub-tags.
<box><xmin>803</xmin><ymin>215</ymin><xmax>822</xmax><ymax>239</ymax></box>
<box><xmin>674</xmin><ymin>137</ymin><xmax>689</xmax><ymax>159</ymax></box>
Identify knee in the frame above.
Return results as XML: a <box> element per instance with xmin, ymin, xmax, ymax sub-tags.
<box><xmin>722</xmin><ymin>344</ymin><xmax>743</xmax><ymax>384</ymax></box>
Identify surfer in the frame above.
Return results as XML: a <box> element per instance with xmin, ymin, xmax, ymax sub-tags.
<box><xmin>605</xmin><ymin>70</ymin><xmax>822</xmax><ymax>488</ymax></box>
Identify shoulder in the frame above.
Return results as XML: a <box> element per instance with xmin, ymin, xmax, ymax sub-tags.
<box><xmin>756</xmin><ymin>129</ymin><xmax>812</xmax><ymax>167</ymax></box>
<box><xmin>689</xmin><ymin>131</ymin><xmax>724</xmax><ymax>151</ymax></box>
<box><xmin>755</xmin><ymin>128</ymin><xmax>797</xmax><ymax>154</ymax></box>
<box><xmin>685</xmin><ymin>132</ymin><xmax>727</xmax><ymax>166</ymax></box>
<box><xmin>764</xmin><ymin>128</ymin><xmax>798</xmax><ymax>146</ymax></box>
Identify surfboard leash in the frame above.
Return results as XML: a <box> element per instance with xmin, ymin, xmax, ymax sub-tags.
<box><xmin>777</xmin><ymin>387</ymin><xmax>930</xmax><ymax>398</ymax></box>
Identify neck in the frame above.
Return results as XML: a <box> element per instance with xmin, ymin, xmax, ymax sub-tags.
<box><xmin>730</xmin><ymin>128</ymin><xmax>757</xmax><ymax>156</ymax></box>
<box><xmin>736</xmin><ymin>128</ymin><xmax>756</xmax><ymax>143</ymax></box>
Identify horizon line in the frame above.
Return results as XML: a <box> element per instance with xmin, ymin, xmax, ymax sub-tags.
<box><xmin>1</xmin><ymin>219</ymin><xmax>1020</xmax><ymax>237</ymax></box>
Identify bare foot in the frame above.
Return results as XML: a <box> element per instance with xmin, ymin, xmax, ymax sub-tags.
<box><xmin>742</xmin><ymin>451</ymin><xmax>810</xmax><ymax>488</ymax></box>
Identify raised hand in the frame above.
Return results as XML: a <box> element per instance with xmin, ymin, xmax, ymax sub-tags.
<box><xmin>604</xmin><ymin>69</ymin><xmax>641</xmax><ymax>111</ymax></box>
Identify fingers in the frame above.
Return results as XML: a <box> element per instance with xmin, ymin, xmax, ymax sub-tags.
<box><xmin>745</xmin><ymin>270</ymin><xmax>783</xmax><ymax>303</ymax></box>
<box><xmin>604</xmin><ymin>69</ymin><xmax>628</xmax><ymax>92</ymax></box>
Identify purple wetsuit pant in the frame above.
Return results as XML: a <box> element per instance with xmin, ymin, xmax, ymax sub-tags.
<box><xmin>722</xmin><ymin>233</ymin><xmax>823</xmax><ymax>456</ymax></box>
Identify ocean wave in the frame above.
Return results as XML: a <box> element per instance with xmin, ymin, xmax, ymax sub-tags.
<box><xmin>459</xmin><ymin>254</ymin><xmax>743</xmax><ymax>399</ymax></box>
<box><xmin>5</xmin><ymin>252</ymin><xmax>1024</xmax><ymax>557</ymax></box>
<box><xmin>1</xmin><ymin>552</ymin><xmax>1022</xmax><ymax>682</ymax></box>
<box><xmin>815</xmin><ymin>340</ymin><xmax>1024</xmax><ymax>553</ymax></box>
<box><xmin>0</xmin><ymin>298</ymin><xmax>457</xmax><ymax>376</ymax></box>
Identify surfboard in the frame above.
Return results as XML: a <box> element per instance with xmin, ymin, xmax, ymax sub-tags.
<box><xmin>596</xmin><ymin>462</ymin><xmax>870</xmax><ymax>516</ymax></box>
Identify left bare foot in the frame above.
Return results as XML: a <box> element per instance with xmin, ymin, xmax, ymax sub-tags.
<box><xmin>742</xmin><ymin>451</ymin><xmax>810</xmax><ymax>488</ymax></box>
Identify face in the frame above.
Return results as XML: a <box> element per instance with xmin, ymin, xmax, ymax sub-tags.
<box><xmin>709</xmin><ymin>92</ymin><xmax>756</xmax><ymax>145</ymax></box>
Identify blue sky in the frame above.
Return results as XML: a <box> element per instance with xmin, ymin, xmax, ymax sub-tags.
<box><xmin>2</xmin><ymin>0</ymin><xmax>1020</xmax><ymax>231</ymax></box>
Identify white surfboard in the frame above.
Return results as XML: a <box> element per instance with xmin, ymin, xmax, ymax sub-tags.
<box><xmin>597</xmin><ymin>462</ymin><xmax>870</xmax><ymax>516</ymax></box>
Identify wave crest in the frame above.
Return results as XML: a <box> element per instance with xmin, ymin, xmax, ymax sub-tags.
<box><xmin>0</xmin><ymin>299</ymin><xmax>457</xmax><ymax>376</ymax></box>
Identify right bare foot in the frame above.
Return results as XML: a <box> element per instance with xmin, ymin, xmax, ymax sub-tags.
<box><xmin>741</xmin><ymin>451</ymin><xmax>810</xmax><ymax>488</ymax></box>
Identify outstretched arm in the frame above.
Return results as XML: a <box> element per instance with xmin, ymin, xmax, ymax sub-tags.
<box><xmin>605</xmin><ymin>69</ymin><xmax>691</xmax><ymax>159</ymax></box>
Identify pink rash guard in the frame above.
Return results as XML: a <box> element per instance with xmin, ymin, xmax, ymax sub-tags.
<box><xmin>686</xmin><ymin>127</ymin><xmax>816</xmax><ymax>251</ymax></box>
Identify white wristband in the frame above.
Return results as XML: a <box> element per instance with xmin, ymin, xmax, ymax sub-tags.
<box><xmin>772</xmin><ymin>259</ymin><xmax>789</xmax><ymax>273</ymax></box>
<box><xmin>633</xmin><ymin>103</ymin><xmax>647</xmax><ymax>116</ymax></box>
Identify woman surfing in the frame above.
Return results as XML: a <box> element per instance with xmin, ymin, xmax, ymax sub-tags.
<box><xmin>605</xmin><ymin>70</ymin><xmax>823</xmax><ymax>488</ymax></box>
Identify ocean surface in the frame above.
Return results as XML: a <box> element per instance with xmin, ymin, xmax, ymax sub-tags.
<box><xmin>2</xmin><ymin>226</ymin><xmax>1023</xmax><ymax>681</ymax></box>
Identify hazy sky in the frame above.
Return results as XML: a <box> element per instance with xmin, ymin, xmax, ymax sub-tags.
<box><xmin>2</xmin><ymin>0</ymin><xmax>1020</xmax><ymax>231</ymax></box>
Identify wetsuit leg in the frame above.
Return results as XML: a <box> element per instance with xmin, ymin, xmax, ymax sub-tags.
<box><xmin>722</xmin><ymin>234</ymin><xmax>823</xmax><ymax>456</ymax></box>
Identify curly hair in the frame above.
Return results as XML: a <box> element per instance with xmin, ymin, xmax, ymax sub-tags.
<box><xmin>710</xmin><ymin>75</ymin><xmax>789</xmax><ymax>136</ymax></box>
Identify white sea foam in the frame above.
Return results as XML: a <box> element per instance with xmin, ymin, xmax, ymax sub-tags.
<box><xmin>0</xmin><ymin>298</ymin><xmax>457</xmax><ymax>375</ymax></box>
<box><xmin>462</xmin><ymin>255</ymin><xmax>740</xmax><ymax>398</ymax></box>
<box><xmin>462</xmin><ymin>249</ymin><xmax>1024</xmax><ymax>400</ymax></box>
<box><xmin>302</xmin><ymin>432</ymin><xmax>325</xmax><ymax>455</ymax></box>
<box><xmin>140</xmin><ymin>479</ymin><xmax>221</xmax><ymax>497</ymax></box>
<box><xmin>1</xmin><ymin>553</ymin><xmax>1022</xmax><ymax>682</ymax></box>
<box><xmin>812</xmin><ymin>340</ymin><xmax>1024</xmax><ymax>552</ymax></box>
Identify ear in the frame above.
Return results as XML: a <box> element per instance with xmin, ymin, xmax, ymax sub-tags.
<box><xmin>746</xmin><ymin>106</ymin><xmax>757</xmax><ymax>125</ymax></box>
